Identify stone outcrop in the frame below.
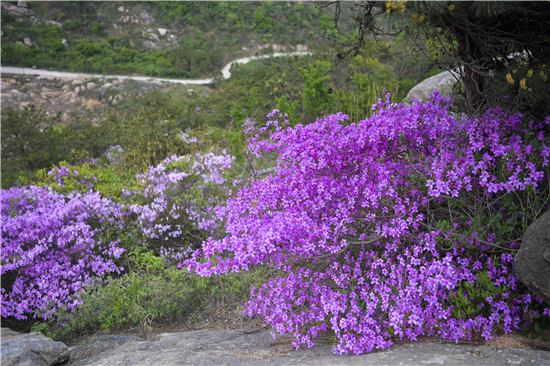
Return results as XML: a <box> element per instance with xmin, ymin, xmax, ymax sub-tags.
<box><xmin>406</xmin><ymin>70</ymin><xmax>457</xmax><ymax>101</ymax></box>
<box><xmin>1</xmin><ymin>2</ymin><xmax>30</xmax><ymax>16</ymax></box>
<box><xmin>1</xmin><ymin>328</ymin><xmax>69</xmax><ymax>366</ymax></box>
<box><xmin>64</xmin><ymin>328</ymin><xmax>550</xmax><ymax>366</ymax></box>
<box><xmin>514</xmin><ymin>209</ymin><xmax>550</xmax><ymax>306</ymax></box>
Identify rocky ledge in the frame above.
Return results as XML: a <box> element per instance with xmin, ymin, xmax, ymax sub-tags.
<box><xmin>3</xmin><ymin>327</ymin><xmax>550</xmax><ymax>366</ymax></box>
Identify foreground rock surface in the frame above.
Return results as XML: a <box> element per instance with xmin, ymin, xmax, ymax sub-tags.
<box><xmin>1</xmin><ymin>328</ymin><xmax>69</xmax><ymax>366</ymax></box>
<box><xmin>65</xmin><ymin>328</ymin><xmax>550</xmax><ymax>366</ymax></box>
<box><xmin>514</xmin><ymin>209</ymin><xmax>550</xmax><ymax>306</ymax></box>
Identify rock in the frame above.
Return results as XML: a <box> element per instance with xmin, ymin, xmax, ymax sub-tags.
<box><xmin>142</xmin><ymin>40</ymin><xmax>159</xmax><ymax>51</ymax></box>
<box><xmin>23</xmin><ymin>37</ymin><xmax>33</xmax><ymax>48</ymax></box>
<box><xmin>72</xmin><ymin>79</ymin><xmax>84</xmax><ymax>85</ymax></box>
<box><xmin>111</xmin><ymin>23</ymin><xmax>119</xmax><ymax>30</ymax></box>
<box><xmin>514</xmin><ymin>209</ymin><xmax>550</xmax><ymax>306</ymax></box>
<box><xmin>30</xmin><ymin>16</ymin><xmax>39</xmax><ymax>25</ymax></box>
<box><xmin>139</xmin><ymin>11</ymin><xmax>154</xmax><ymax>25</ymax></box>
<box><xmin>118</xmin><ymin>6</ymin><xmax>124</xmax><ymax>12</ymax></box>
<box><xmin>86</xmin><ymin>82</ymin><xmax>95</xmax><ymax>90</ymax></box>
<box><xmin>45</xmin><ymin>20</ymin><xmax>62</xmax><ymax>28</ymax></box>
<box><xmin>62</xmin><ymin>84</ymin><xmax>70</xmax><ymax>91</ymax></box>
<box><xmin>296</xmin><ymin>44</ymin><xmax>308</xmax><ymax>52</ymax></box>
<box><xmin>102</xmin><ymin>82</ymin><xmax>112</xmax><ymax>89</ymax></box>
<box><xmin>61</xmin><ymin>328</ymin><xmax>550</xmax><ymax>366</ymax></box>
<box><xmin>1</xmin><ymin>328</ymin><xmax>69</xmax><ymax>366</ymax></box>
<box><xmin>148</xmin><ymin>33</ymin><xmax>159</xmax><ymax>42</ymax></box>
<box><xmin>17</xmin><ymin>1</ymin><xmax>27</xmax><ymax>7</ymax></box>
<box><xmin>1</xmin><ymin>2</ymin><xmax>28</xmax><ymax>16</ymax></box>
<box><xmin>74</xmin><ymin>86</ymin><xmax>81</xmax><ymax>94</ymax></box>
<box><xmin>62</xmin><ymin>39</ymin><xmax>69</xmax><ymax>47</ymax></box>
<box><xmin>158</xmin><ymin>28</ymin><xmax>167</xmax><ymax>36</ymax></box>
<box><xmin>242</xmin><ymin>47</ymin><xmax>250</xmax><ymax>53</ymax></box>
<box><xmin>69</xmin><ymin>334</ymin><xmax>143</xmax><ymax>364</ymax></box>
<box><xmin>406</xmin><ymin>71</ymin><xmax>457</xmax><ymax>101</ymax></box>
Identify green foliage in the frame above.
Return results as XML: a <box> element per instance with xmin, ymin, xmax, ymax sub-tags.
<box><xmin>91</xmin><ymin>22</ymin><xmax>105</xmax><ymax>35</ymax></box>
<box><xmin>30</xmin><ymin>322</ymin><xmax>52</xmax><ymax>338</ymax></box>
<box><xmin>299</xmin><ymin>61</ymin><xmax>334</xmax><ymax>117</ymax></box>
<box><xmin>276</xmin><ymin>95</ymin><xmax>299</xmax><ymax>127</ymax></box>
<box><xmin>522</xmin><ymin>316</ymin><xmax>550</xmax><ymax>341</ymax></box>
<box><xmin>448</xmin><ymin>271</ymin><xmax>509</xmax><ymax>320</ymax></box>
<box><xmin>1</xmin><ymin>105</ymin><xmax>62</xmax><ymax>188</ymax></box>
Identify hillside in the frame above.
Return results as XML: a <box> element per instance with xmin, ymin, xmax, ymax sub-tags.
<box><xmin>1</xmin><ymin>1</ymin><xmax>350</xmax><ymax>77</ymax></box>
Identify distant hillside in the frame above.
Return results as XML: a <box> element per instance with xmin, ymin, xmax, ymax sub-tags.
<box><xmin>1</xmin><ymin>1</ymin><xmax>354</xmax><ymax>78</ymax></box>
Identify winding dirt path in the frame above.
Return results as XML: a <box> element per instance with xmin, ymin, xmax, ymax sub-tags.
<box><xmin>0</xmin><ymin>52</ymin><xmax>311</xmax><ymax>85</ymax></box>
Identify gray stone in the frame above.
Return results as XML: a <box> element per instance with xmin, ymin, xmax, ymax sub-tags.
<box><xmin>148</xmin><ymin>33</ymin><xmax>159</xmax><ymax>42</ymax></box>
<box><xmin>406</xmin><ymin>71</ymin><xmax>457</xmax><ymax>101</ymax></box>
<box><xmin>17</xmin><ymin>1</ymin><xmax>27</xmax><ymax>8</ymax></box>
<box><xmin>62</xmin><ymin>39</ymin><xmax>69</xmax><ymax>47</ymax></box>
<box><xmin>158</xmin><ymin>28</ymin><xmax>167</xmax><ymax>36</ymax></box>
<box><xmin>23</xmin><ymin>37</ymin><xmax>33</xmax><ymax>48</ymax></box>
<box><xmin>66</xmin><ymin>328</ymin><xmax>550</xmax><ymax>366</ymax></box>
<box><xmin>514</xmin><ymin>209</ymin><xmax>550</xmax><ymax>306</ymax></box>
<box><xmin>45</xmin><ymin>20</ymin><xmax>62</xmax><ymax>28</ymax></box>
<box><xmin>1</xmin><ymin>328</ymin><xmax>69</xmax><ymax>366</ymax></box>
<box><xmin>1</xmin><ymin>2</ymin><xmax>29</xmax><ymax>16</ymax></box>
<box><xmin>117</xmin><ymin>6</ymin><xmax>124</xmax><ymax>12</ymax></box>
<box><xmin>86</xmin><ymin>82</ymin><xmax>95</xmax><ymax>90</ymax></box>
<box><xmin>139</xmin><ymin>11</ymin><xmax>154</xmax><ymax>25</ymax></box>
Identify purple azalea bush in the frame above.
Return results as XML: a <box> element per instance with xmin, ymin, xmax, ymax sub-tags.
<box><xmin>184</xmin><ymin>92</ymin><xmax>550</xmax><ymax>355</ymax></box>
<box><xmin>123</xmin><ymin>152</ymin><xmax>235</xmax><ymax>258</ymax></box>
<box><xmin>1</xmin><ymin>186</ymin><xmax>126</xmax><ymax>320</ymax></box>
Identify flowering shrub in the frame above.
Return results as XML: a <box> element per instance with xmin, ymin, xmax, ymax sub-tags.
<box><xmin>1</xmin><ymin>186</ymin><xmax>127</xmax><ymax>320</ymax></box>
<box><xmin>184</xmin><ymin>92</ymin><xmax>550</xmax><ymax>354</ymax></box>
<box><xmin>47</xmin><ymin>164</ymin><xmax>97</xmax><ymax>192</ymax></box>
<box><xmin>106</xmin><ymin>145</ymin><xmax>125</xmax><ymax>165</ymax></box>
<box><xmin>124</xmin><ymin>152</ymin><xmax>235</xmax><ymax>258</ymax></box>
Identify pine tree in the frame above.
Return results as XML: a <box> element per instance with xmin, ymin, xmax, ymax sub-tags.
<box><xmin>329</xmin><ymin>1</ymin><xmax>550</xmax><ymax>119</ymax></box>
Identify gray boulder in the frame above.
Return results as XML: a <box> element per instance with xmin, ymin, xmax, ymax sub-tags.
<box><xmin>1</xmin><ymin>2</ymin><xmax>29</xmax><ymax>16</ymax></box>
<box><xmin>406</xmin><ymin>70</ymin><xmax>457</xmax><ymax>101</ymax></box>
<box><xmin>66</xmin><ymin>328</ymin><xmax>550</xmax><ymax>366</ymax></box>
<box><xmin>514</xmin><ymin>209</ymin><xmax>550</xmax><ymax>306</ymax></box>
<box><xmin>1</xmin><ymin>328</ymin><xmax>69</xmax><ymax>366</ymax></box>
<box><xmin>23</xmin><ymin>37</ymin><xmax>33</xmax><ymax>48</ymax></box>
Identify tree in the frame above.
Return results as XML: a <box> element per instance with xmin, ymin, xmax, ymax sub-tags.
<box><xmin>1</xmin><ymin>105</ymin><xmax>62</xmax><ymax>187</ymax></box>
<box><xmin>325</xmin><ymin>1</ymin><xmax>550</xmax><ymax>119</ymax></box>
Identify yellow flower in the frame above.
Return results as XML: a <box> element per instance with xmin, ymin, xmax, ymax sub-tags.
<box><xmin>506</xmin><ymin>74</ymin><xmax>514</xmax><ymax>84</ymax></box>
<box><xmin>398</xmin><ymin>1</ymin><xmax>407</xmax><ymax>12</ymax></box>
<box><xmin>387</xmin><ymin>1</ymin><xmax>407</xmax><ymax>14</ymax></box>
<box><xmin>449</xmin><ymin>4</ymin><xmax>455</xmax><ymax>11</ymax></box>
<box><xmin>411</xmin><ymin>14</ymin><xmax>418</xmax><ymax>22</ymax></box>
<box><xmin>527</xmin><ymin>69</ymin><xmax>533</xmax><ymax>78</ymax></box>
<box><xmin>461</xmin><ymin>83</ymin><xmax>466</xmax><ymax>92</ymax></box>
<box><xmin>540</xmin><ymin>70</ymin><xmax>547</xmax><ymax>82</ymax></box>
<box><xmin>386</xmin><ymin>1</ymin><xmax>396</xmax><ymax>13</ymax></box>
<box><xmin>418</xmin><ymin>15</ymin><xmax>425</xmax><ymax>23</ymax></box>
<box><xmin>519</xmin><ymin>78</ymin><xmax>527</xmax><ymax>90</ymax></box>
<box><xmin>513</xmin><ymin>69</ymin><xmax>517</xmax><ymax>74</ymax></box>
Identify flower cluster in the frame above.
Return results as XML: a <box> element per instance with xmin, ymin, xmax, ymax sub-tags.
<box><xmin>105</xmin><ymin>145</ymin><xmax>125</xmax><ymax>165</ymax></box>
<box><xmin>184</xmin><ymin>92</ymin><xmax>550</xmax><ymax>354</ymax></box>
<box><xmin>1</xmin><ymin>186</ymin><xmax>127</xmax><ymax>320</ymax></box>
<box><xmin>47</xmin><ymin>165</ymin><xmax>97</xmax><ymax>191</ymax></box>
<box><xmin>123</xmin><ymin>152</ymin><xmax>235</xmax><ymax>254</ymax></box>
